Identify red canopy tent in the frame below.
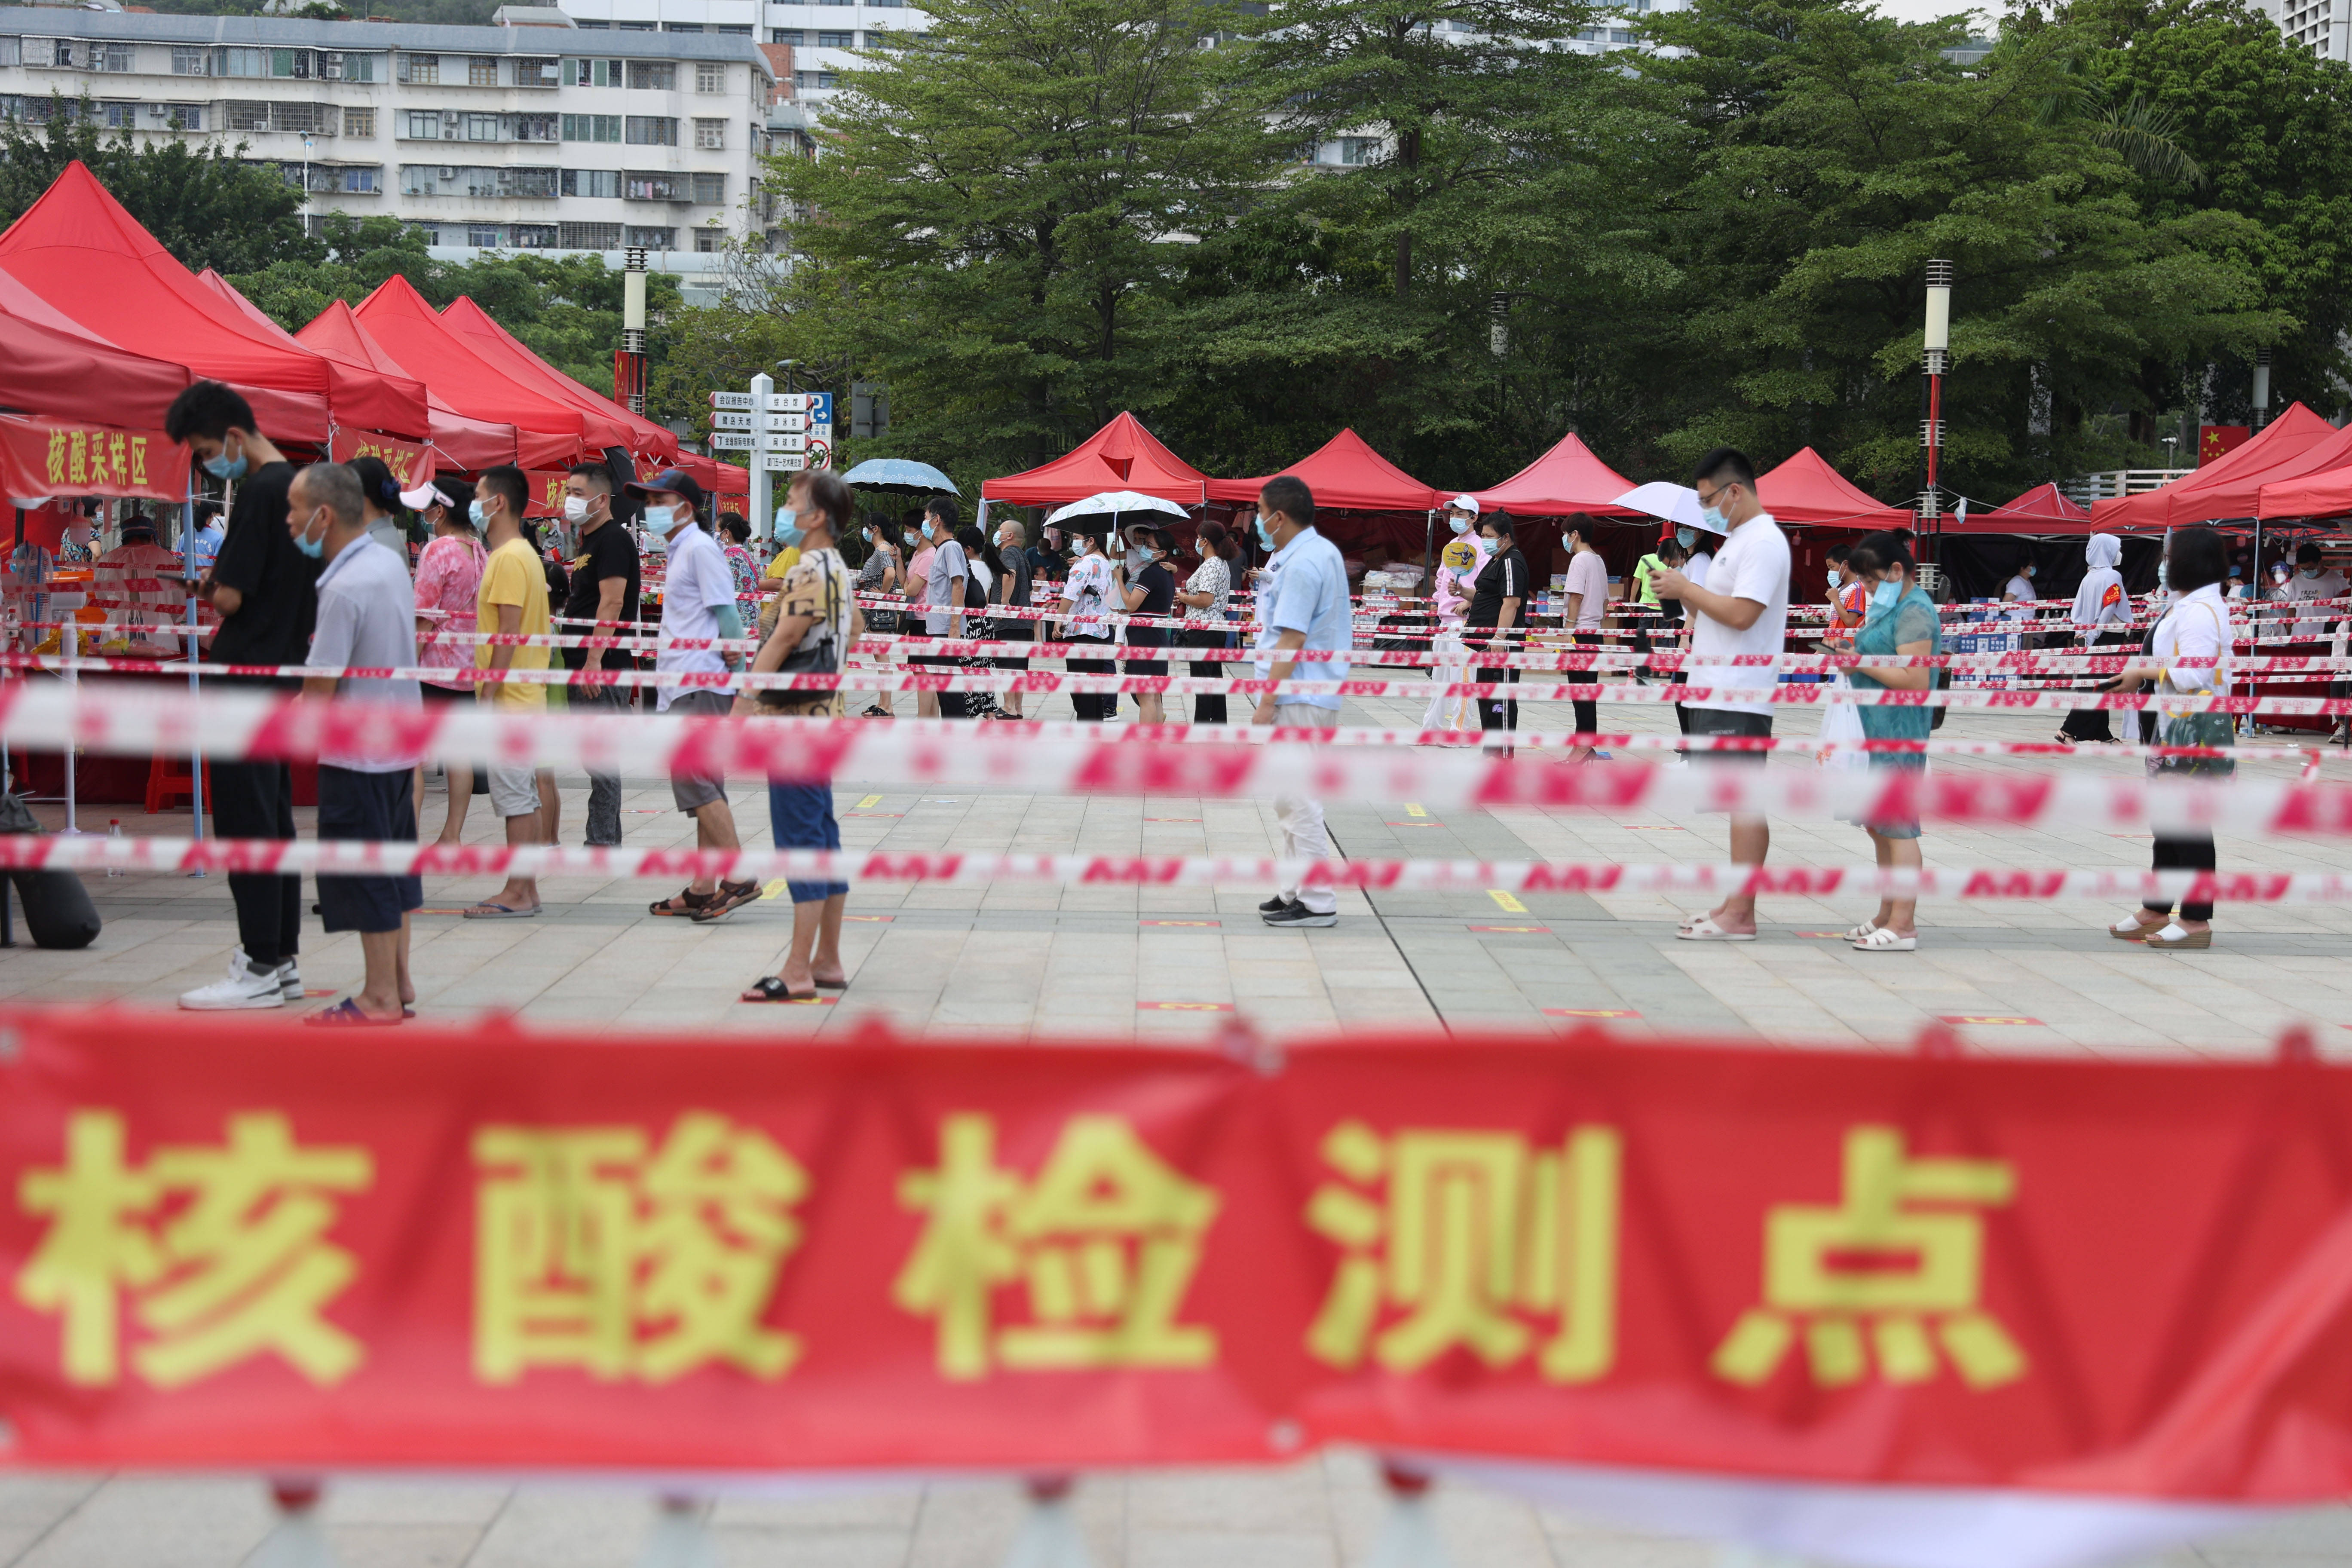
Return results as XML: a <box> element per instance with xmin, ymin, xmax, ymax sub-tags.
<box><xmin>2088</xmin><ymin>403</ymin><xmax>2337</xmax><ymax>530</ymax></box>
<box><xmin>671</xmin><ymin>450</ymin><xmax>752</xmax><ymax>506</ymax></box>
<box><xmin>0</xmin><ymin>265</ymin><xmax>190</xmax><ymax>432</ymax></box>
<box><xmin>2258</xmin><ymin>465</ymin><xmax>2352</xmax><ymax>519</ymax></box>
<box><xmin>1205</xmin><ymin>428</ymin><xmax>1441</xmax><ymax>512</ymax></box>
<box><xmin>982</xmin><ymin>413</ymin><xmax>1210</xmax><ymax>508</ymax></box>
<box><xmin>438</xmin><ymin>297</ymin><xmax>673</xmax><ymax>466</ymax></box>
<box><xmin>295</xmin><ymin>301</ymin><xmax>543</xmax><ymax>474</ymax></box>
<box><xmin>1753</xmin><ymin>448</ymin><xmax>1917</xmax><ymax>529</ymax></box>
<box><xmin>352</xmin><ymin>276</ymin><xmax>588</xmax><ymax>466</ymax></box>
<box><xmin>0</xmin><ymin>162</ymin><xmax>426</xmax><ymax>446</ymax></box>
<box><xmin>1468</xmin><ymin>432</ymin><xmax>1641</xmax><ymax>518</ymax></box>
<box><xmin>1938</xmin><ymin>482</ymin><xmax>2095</xmax><ymax>534</ymax></box>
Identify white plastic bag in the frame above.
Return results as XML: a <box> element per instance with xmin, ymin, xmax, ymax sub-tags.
<box><xmin>1817</xmin><ymin>675</ymin><xmax>1869</xmax><ymax>772</ymax></box>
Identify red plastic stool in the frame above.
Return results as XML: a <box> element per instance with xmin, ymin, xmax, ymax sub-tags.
<box><xmin>145</xmin><ymin>755</ymin><xmax>212</xmax><ymax>815</ymax></box>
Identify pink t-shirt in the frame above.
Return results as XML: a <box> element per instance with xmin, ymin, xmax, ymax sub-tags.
<box><xmin>1565</xmin><ymin>549</ymin><xmax>1608</xmax><ymax>631</ymax></box>
<box><xmin>412</xmin><ymin>532</ymin><xmax>487</xmax><ymax>689</ymax></box>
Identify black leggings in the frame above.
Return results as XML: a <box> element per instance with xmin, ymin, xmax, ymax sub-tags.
<box><xmin>2147</xmin><ymin>833</ymin><xmax>2217</xmax><ymax>923</ymax></box>
<box><xmin>1066</xmin><ymin>634</ymin><xmax>1117</xmax><ymax>721</ymax></box>
<box><xmin>1182</xmin><ymin>626</ymin><xmax>1228</xmax><ymax>723</ymax></box>
<box><xmin>1473</xmin><ymin>626</ymin><xmax>1519</xmax><ymax>734</ymax></box>
<box><xmin>209</xmin><ymin>757</ymin><xmax>301</xmax><ymax>967</ymax></box>
<box><xmin>1567</xmin><ymin>629</ymin><xmax>1599</xmax><ymax>737</ymax></box>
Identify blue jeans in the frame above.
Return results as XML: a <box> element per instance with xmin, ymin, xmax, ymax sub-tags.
<box><xmin>767</xmin><ymin>781</ymin><xmax>846</xmax><ymax>904</ymax></box>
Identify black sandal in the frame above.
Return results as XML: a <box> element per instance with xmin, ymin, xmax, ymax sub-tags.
<box><xmin>690</xmin><ymin>878</ymin><xmax>763</xmax><ymax>923</ymax></box>
<box><xmin>649</xmin><ymin>886</ymin><xmax>713</xmax><ymax>917</ymax></box>
<box><xmin>740</xmin><ymin>975</ymin><xmax>817</xmax><ymax>1003</ymax></box>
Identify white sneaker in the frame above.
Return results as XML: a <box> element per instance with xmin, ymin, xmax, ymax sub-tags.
<box><xmin>180</xmin><ymin>948</ymin><xmax>288</xmax><ymax>1011</ymax></box>
<box><xmin>276</xmin><ymin>958</ymin><xmax>303</xmax><ymax>1000</ymax></box>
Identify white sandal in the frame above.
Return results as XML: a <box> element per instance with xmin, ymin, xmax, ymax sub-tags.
<box><xmin>1676</xmin><ymin>913</ymin><xmax>1757</xmax><ymax>942</ymax></box>
<box><xmin>2110</xmin><ymin>913</ymin><xmax>2167</xmax><ymax>941</ymax></box>
<box><xmin>1850</xmin><ymin>927</ymin><xmax>1917</xmax><ymax>952</ymax></box>
<box><xmin>1842</xmin><ymin>919</ymin><xmax>1880</xmax><ymax>942</ymax></box>
<box><xmin>2143</xmin><ymin>922</ymin><xmax>2212</xmax><ymax>950</ymax></box>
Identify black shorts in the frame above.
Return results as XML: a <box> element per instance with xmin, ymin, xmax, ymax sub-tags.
<box><xmin>1686</xmin><ymin>706</ymin><xmax>1773</xmax><ymax>764</ymax></box>
<box><xmin>419</xmin><ymin>681</ymin><xmax>472</xmax><ymax>707</ymax></box>
<box><xmin>316</xmin><ymin>765</ymin><xmax>424</xmax><ymax>934</ymax></box>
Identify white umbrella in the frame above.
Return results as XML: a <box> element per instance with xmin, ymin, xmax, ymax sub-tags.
<box><xmin>1045</xmin><ymin>490</ymin><xmax>1190</xmax><ymax>525</ymax></box>
<box><xmin>1613</xmin><ymin>481</ymin><xmax>1709</xmax><ymax>532</ymax></box>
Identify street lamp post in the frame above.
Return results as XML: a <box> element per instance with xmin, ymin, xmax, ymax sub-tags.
<box><xmin>1919</xmin><ymin>259</ymin><xmax>1953</xmax><ymax>562</ymax></box>
<box><xmin>2253</xmin><ymin>348</ymin><xmax>2272</xmax><ymax>431</ymax></box>
<box><xmin>616</xmin><ymin>246</ymin><xmax>648</xmax><ymax>414</ymax></box>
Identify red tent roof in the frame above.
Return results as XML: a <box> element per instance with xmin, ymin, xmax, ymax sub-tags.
<box><xmin>438</xmin><ymin>296</ymin><xmax>673</xmax><ymax>465</ymax></box>
<box><xmin>2257</xmin><ymin>460</ymin><xmax>2352</xmax><ymax>519</ymax></box>
<box><xmin>2180</xmin><ymin>414</ymin><xmax>2352</xmax><ymax>522</ymax></box>
<box><xmin>0</xmin><ymin>264</ymin><xmax>190</xmax><ymax>431</ymax></box>
<box><xmin>1468</xmin><ymin>432</ymin><xmax>1640</xmax><ymax>517</ymax></box>
<box><xmin>295</xmin><ymin>301</ymin><xmax>542</xmax><ymax>473</ymax></box>
<box><xmin>352</xmin><ymin>275</ymin><xmax>587</xmax><ymax>463</ymax></box>
<box><xmin>0</xmin><ymin>162</ymin><xmax>426</xmax><ymax>444</ymax></box>
<box><xmin>982</xmin><ymin>413</ymin><xmax>1210</xmax><ymax>506</ymax></box>
<box><xmin>1754</xmin><ymin>447</ymin><xmax>1917</xmax><ymax>528</ymax></box>
<box><xmin>2089</xmin><ymin>403</ymin><xmax>2337</xmax><ymax>530</ymax></box>
<box><xmin>671</xmin><ymin>449</ymin><xmax>751</xmax><ymax>500</ymax></box>
<box><xmin>1938</xmin><ymin>482</ymin><xmax>2095</xmax><ymax>534</ymax></box>
<box><xmin>1204</xmin><ymin>428</ymin><xmax>1441</xmax><ymax>512</ymax></box>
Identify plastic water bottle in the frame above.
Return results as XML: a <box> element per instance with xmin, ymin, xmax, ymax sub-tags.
<box><xmin>105</xmin><ymin>819</ymin><xmax>122</xmax><ymax>876</ymax></box>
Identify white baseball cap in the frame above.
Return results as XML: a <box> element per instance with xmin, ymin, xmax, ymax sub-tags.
<box><xmin>399</xmin><ymin>478</ymin><xmax>459</xmax><ymax>512</ymax></box>
<box><xmin>1447</xmin><ymin>494</ymin><xmax>1481</xmax><ymax>516</ymax></box>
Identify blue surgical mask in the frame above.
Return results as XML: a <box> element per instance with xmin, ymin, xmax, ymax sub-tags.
<box><xmin>1133</xmin><ymin>546</ymin><xmax>1156</xmax><ymax>564</ymax></box>
<box><xmin>469</xmin><ymin>499</ymin><xmax>491</xmax><ymax>529</ymax></box>
<box><xmin>203</xmin><ymin>451</ymin><xmax>247</xmax><ymax>481</ymax></box>
<box><xmin>1869</xmin><ymin>579</ymin><xmax>1901</xmax><ymax>613</ymax></box>
<box><xmin>902</xmin><ymin>529</ymin><xmax>920</xmax><ymax>549</ymax></box>
<box><xmin>643</xmin><ymin>504</ymin><xmax>677</xmax><ymax>535</ymax></box>
<box><xmin>1475</xmin><ymin>536</ymin><xmax>1496</xmax><ymax>556</ymax></box>
<box><xmin>1675</xmin><ymin>527</ymin><xmax>1697</xmax><ymax>549</ymax></box>
<box><xmin>1697</xmin><ymin>506</ymin><xmax>1726</xmax><ymax>531</ymax></box>
<box><xmin>2303</xmin><ymin>566</ymin><xmax>2322</xmax><ymax>579</ymax></box>
<box><xmin>292</xmin><ymin>508</ymin><xmax>327</xmax><ymax>560</ymax></box>
<box><xmin>1448</xmin><ymin>515</ymin><xmax>1471</xmax><ymax>536</ymax></box>
<box><xmin>775</xmin><ymin>508</ymin><xmax>805</xmax><ymax>549</ymax></box>
<box><xmin>1254</xmin><ymin>514</ymin><xmax>1274</xmax><ymax>550</ymax></box>
<box><xmin>2159</xmin><ymin>562</ymin><xmax>2171</xmax><ymax>589</ymax></box>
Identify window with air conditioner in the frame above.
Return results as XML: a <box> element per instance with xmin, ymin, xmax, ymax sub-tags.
<box><xmin>172</xmin><ymin>46</ymin><xmax>208</xmax><ymax>76</ymax></box>
<box><xmin>1339</xmin><ymin>136</ymin><xmax>1377</xmax><ymax>164</ymax></box>
<box><xmin>226</xmin><ymin>101</ymin><xmax>270</xmax><ymax>131</ymax></box>
<box><xmin>91</xmin><ymin>44</ymin><xmax>134</xmax><ymax>74</ymax></box>
<box><xmin>693</xmin><ymin>118</ymin><xmax>723</xmax><ymax>149</ymax></box>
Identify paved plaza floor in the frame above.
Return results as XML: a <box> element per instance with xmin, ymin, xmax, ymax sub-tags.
<box><xmin>5</xmin><ymin>682</ymin><xmax>2351</xmax><ymax>1565</ymax></box>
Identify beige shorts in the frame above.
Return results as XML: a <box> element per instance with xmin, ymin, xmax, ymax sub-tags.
<box><xmin>487</xmin><ymin>762</ymin><xmax>541</xmax><ymax>820</ymax></box>
<box><xmin>667</xmin><ymin>688</ymin><xmax>732</xmax><ymax>811</ymax></box>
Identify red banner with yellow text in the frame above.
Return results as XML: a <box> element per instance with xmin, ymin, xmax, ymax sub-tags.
<box><xmin>0</xmin><ymin>415</ymin><xmax>190</xmax><ymax>502</ymax></box>
<box><xmin>326</xmin><ymin>429</ymin><xmax>429</xmax><ymax>487</ymax></box>
<box><xmin>4</xmin><ymin>1010</ymin><xmax>2352</xmax><ymax>1525</ymax></box>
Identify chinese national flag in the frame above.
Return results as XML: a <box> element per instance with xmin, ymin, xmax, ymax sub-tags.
<box><xmin>2199</xmin><ymin>425</ymin><xmax>2251</xmax><ymax>465</ymax></box>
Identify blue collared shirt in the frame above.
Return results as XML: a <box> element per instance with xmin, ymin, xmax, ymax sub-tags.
<box><xmin>1253</xmin><ymin>526</ymin><xmax>1351</xmax><ymax>710</ymax></box>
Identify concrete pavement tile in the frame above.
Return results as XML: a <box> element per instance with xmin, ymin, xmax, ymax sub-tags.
<box><xmin>317</xmin><ymin>1480</ymin><xmax>509</xmax><ymax>1526</ymax></box>
<box><xmin>0</xmin><ymin>1476</ymin><xmax>102</xmax><ymax>1525</ymax></box>
<box><xmin>10</xmin><ymin>1477</ymin><xmax>274</xmax><ymax>1568</ymax></box>
<box><xmin>322</xmin><ymin>1522</ymin><xmax>484</xmax><ymax>1568</ymax></box>
<box><xmin>1126</xmin><ymin>1529</ymin><xmax>1337</xmax><ymax>1568</ymax></box>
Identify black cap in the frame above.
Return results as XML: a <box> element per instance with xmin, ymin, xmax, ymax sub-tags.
<box><xmin>626</xmin><ymin>468</ymin><xmax>707</xmax><ymax>511</ymax></box>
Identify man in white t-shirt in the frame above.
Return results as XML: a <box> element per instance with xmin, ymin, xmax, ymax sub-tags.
<box><xmin>1652</xmin><ymin>447</ymin><xmax>1790</xmax><ymax>942</ymax></box>
<box><xmin>634</xmin><ymin>470</ymin><xmax>757</xmax><ymax>922</ymax></box>
<box><xmin>1560</xmin><ymin>514</ymin><xmax>1610</xmax><ymax>761</ymax></box>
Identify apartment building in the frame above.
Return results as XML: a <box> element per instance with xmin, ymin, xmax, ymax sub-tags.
<box><xmin>557</xmin><ymin>0</ymin><xmax>1683</xmax><ymax>114</ymax></box>
<box><xmin>0</xmin><ymin>10</ymin><xmax>778</xmax><ymax>274</ymax></box>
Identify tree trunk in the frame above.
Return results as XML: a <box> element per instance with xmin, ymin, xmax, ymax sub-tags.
<box><xmin>1393</xmin><ymin>126</ymin><xmax>1421</xmax><ymax>300</ymax></box>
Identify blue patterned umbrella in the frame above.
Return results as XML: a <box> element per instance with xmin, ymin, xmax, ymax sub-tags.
<box><xmin>840</xmin><ymin>459</ymin><xmax>958</xmax><ymax>496</ymax></box>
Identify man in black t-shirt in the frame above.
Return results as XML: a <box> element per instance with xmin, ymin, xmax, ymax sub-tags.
<box><xmin>165</xmin><ymin>381</ymin><xmax>320</xmax><ymax>1011</ymax></box>
<box><xmin>1464</xmin><ymin>513</ymin><xmax>1528</xmax><ymax>746</ymax></box>
<box><xmin>560</xmin><ymin>462</ymin><xmax>641</xmax><ymax>846</ymax></box>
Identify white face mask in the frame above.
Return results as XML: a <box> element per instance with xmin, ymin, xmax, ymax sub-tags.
<box><xmin>563</xmin><ymin>494</ymin><xmax>591</xmax><ymax>524</ymax></box>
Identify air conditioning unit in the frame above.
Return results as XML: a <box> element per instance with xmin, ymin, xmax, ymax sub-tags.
<box><xmin>440</xmin><ymin>165</ymin><xmax>456</xmax><ymax>178</ymax></box>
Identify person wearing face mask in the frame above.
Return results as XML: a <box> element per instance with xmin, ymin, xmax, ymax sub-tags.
<box><xmin>288</xmin><ymin>461</ymin><xmax>425</xmax><ymax>1023</ymax></box>
<box><xmin>989</xmin><ymin>515</ymin><xmax>1035</xmax><ymax>719</ymax></box>
<box><xmin>631</xmin><ymin>470</ymin><xmax>759</xmax><ymax>921</ymax></box>
<box><xmin>1115</xmin><ymin>523</ymin><xmax>1178</xmax><ymax>726</ymax></box>
<box><xmin>853</xmin><ymin>517</ymin><xmax>903</xmax><ymax>718</ymax></box>
<box><xmin>1180</xmin><ymin>519</ymin><xmax>1240</xmax><ymax>724</ymax></box>
<box><xmin>1559</xmin><ymin>514</ymin><xmax>1609</xmax><ymax>760</ymax></box>
<box><xmin>912</xmin><ymin>497</ymin><xmax>974</xmax><ymax>719</ymax></box>
<box><xmin>1421</xmin><ymin>536</ymin><xmax>1482</xmax><ymax>738</ymax></box>
<box><xmin>558</xmin><ymin>462</ymin><xmax>640</xmax><ymax>847</ymax></box>
<box><xmin>2057</xmin><ymin>533</ymin><xmax>2132</xmax><ymax>745</ymax></box>
<box><xmin>1464</xmin><ymin>513</ymin><xmax>1527</xmax><ymax>750</ymax></box>
<box><xmin>164</xmin><ymin>382</ymin><xmax>318</xmax><ymax>1011</ymax></box>
<box><xmin>1442</xmin><ymin>494</ymin><xmax>1480</xmax><ymax>545</ymax></box>
<box><xmin>2002</xmin><ymin>555</ymin><xmax>2038</xmax><ymax>609</ymax></box>
<box><xmin>403</xmin><ymin>477</ymin><xmax>490</xmax><ymax>839</ymax></box>
<box><xmin>1250</xmin><ymin>476</ymin><xmax>1351</xmax><ymax>928</ymax></box>
<box><xmin>1837</xmin><ymin>531</ymin><xmax>1940</xmax><ymax>952</ymax></box>
<box><xmin>1629</xmin><ymin>533</ymin><xmax>1679</xmax><ymax>671</ymax></box>
<box><xmin>1651</xmin><ymin>448</ymin><xmax>1790</xmax><ymax>943</ymax></box>
<box><xmin>346</xmin><ymin>455</ymin><xmax>412</xmax><ymax>574</ymax></box>
<box><xmin>2285</xmin><ymin>542</ymin><xmax>2348</xmax><ymax>639</ymax></box>
<box><xmin>456</xmin><ymin>466</ymin><xmax>560</xmax><ymax>920</ymax></box>
<box><xmin>1055</xmin><ymin>528</ymin><xmax>1119</xmax><ymax>720</ymax></box>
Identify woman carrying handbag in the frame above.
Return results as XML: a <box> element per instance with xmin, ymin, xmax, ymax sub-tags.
<box><xmin>2101</xmin><ymin>526</ymin><xmax>2233</xmax><ymax>950</ymax></box>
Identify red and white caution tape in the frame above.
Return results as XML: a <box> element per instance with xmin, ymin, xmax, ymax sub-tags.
<box><xmin>8</xmin><ymin>682</ymin><xmax>2352</xmax><ymax>834</ymax></box>
<box><xmin>3</xmin><ymin>832</ymin><xmax>2338</xmax><ymax>904</ymax></box>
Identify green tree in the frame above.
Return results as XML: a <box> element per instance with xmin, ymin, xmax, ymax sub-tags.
<box><xmin>2063</xmin><ymin>0</ymin><xmax>2352</xmax><ymax>432</ymax></box>
<box><xmin>763</xmin><ymin>0</ymin><xmax>1273</xmax><ymax>488</ymax></box>
<box><xmin>0</xmin><ymin>101</ymin><xmax>319</xmax><ymax>274</ymax></box>
<box><xmin>1631</xmin><ymin>0</ymin><xmax>2286</xmax><ymax>499</ymax></box>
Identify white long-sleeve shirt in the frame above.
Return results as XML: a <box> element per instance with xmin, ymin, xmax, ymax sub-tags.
<box><xmin>2152</xmin><ymin>582</ymin><xmax>2230</xmax><ymax>719</ymax></box>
